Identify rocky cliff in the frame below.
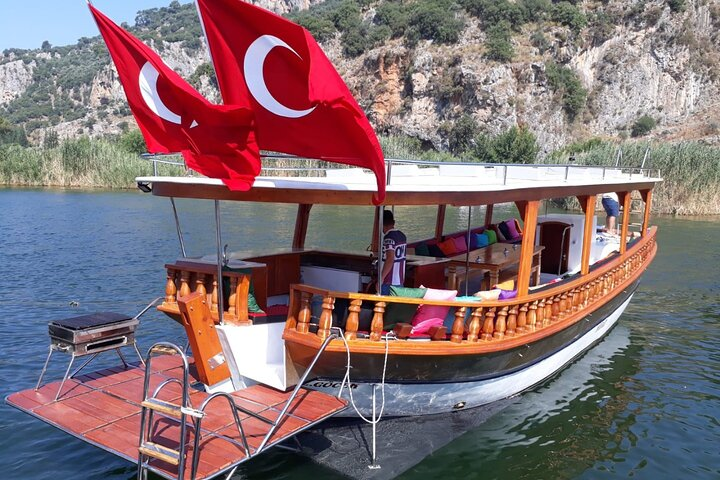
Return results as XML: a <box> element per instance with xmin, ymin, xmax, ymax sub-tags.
<box><xmin>1</xmin><ymin>0</ymin><xmax>718</xmax><ymax>153</ymax></box>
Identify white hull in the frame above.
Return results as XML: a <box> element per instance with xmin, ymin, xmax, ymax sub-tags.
<box><xmin>307</xmin><ymin>294</ymin><xmax>633</xmax><ymax>417</ymax></box>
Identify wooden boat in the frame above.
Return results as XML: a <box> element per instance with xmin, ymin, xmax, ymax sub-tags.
<box><xmin>144</xmin><ymin>160</ymin><xmax>660</xmax><ymax>417</ymax></box>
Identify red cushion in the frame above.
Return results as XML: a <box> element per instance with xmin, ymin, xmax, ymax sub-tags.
<box><xmin>437</xmin><ymin>238</ymin><xmax>458</xmax><ymax>256</ymax></box>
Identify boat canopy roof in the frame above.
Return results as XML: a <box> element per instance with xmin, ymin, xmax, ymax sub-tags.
<box><xmin>138</xmin><ymin>162</ymin><xmax>662</xmax><ymax>206</ymax></box>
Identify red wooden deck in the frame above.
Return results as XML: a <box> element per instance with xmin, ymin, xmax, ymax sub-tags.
<box><xmin>6</xmin><ymin>355</ymin><xmax>347</xmax><ymax>480</ymax></box>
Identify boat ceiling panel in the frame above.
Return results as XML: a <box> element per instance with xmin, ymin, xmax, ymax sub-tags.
<box><xmin>138</xmin><ymin>166</ymin><xmax>661</xmax><ymax>206</ymax></box>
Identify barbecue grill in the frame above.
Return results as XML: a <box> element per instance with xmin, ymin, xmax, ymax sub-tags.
<box><xmin>37</xmin><ymin>312</ymin><xmax>145</xmax><ymax>400</ymax></box>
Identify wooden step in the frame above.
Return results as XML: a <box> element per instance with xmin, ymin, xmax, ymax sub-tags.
<box><xmin>141</xmin><ymin>398</ymin><xmax>204</xmax><ymax>419</ymax></box>
<box><xmin>139</xmin><ymin>441</ymin><xmax>181</xmax><ymax>466</ymax></box>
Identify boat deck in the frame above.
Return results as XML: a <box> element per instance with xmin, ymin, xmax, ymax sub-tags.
<box><xmin>6</xmin><ymin>355</ymin><xmax>347</xmax><ymax>480</ymax></box>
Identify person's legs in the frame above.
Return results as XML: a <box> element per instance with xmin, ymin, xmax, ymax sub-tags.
<box><xmin>381</xmin><ymin>284</ymin><xmax>391</xmax><ymax>295</ymax></box>
<box><xmin>602</xmin><ymin>197</ymin><xmax>619</xmax><ymax>234</ymax></box>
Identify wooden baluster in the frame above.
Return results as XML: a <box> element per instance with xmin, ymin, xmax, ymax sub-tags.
<box><xmin>179</xmin><ymin>270</ymin><xmax>191</xmax><ymax>298</ymax></box>
<box><xmin>451</xmin><ymin>307</ymin><xmax>466</xmax><ymax>343</ymax></box>
<box><xmin>559</xmin><ymin>292</ymin><xmax>569</xmax><ymax>317</ymax></box>
<box><xmin>227</xmin><ymin>277</ymin><xmax>237</xmax><ymax>317</ymax></box>
<box><xmin>296</xmin><ymin>291</ymin><xmax>312</xmax><ymax>333</ymax></box>
<box><xmin>370</xmin><ymin>302</ymin><xmax>386</xmax><ymax>342</ymax></box>
<box><xmin>195</xmin><ymin>274</ymin><xmax>207</xmax><ymax>297</ymax></box>
<box><xmin>517</xmin><ymin>303</ymin><xmax>528</xmax><ymax>333</ymax></box>
<box><xmin>345</xmin><ymin>299</ymin><xmax>362</xmax><ymax>341</ymax></box>
<box><xmin>494</xmin><ymin>306</ymin><xmax>507</xmax><ymax>339</ymax></box>
<box><xmin>165</xmin><ymin>269</ymin><xmax>177</xmax><ymax>304</ymax></box>
<box><xmin>527</xmin><ymin>301</ymin><xmax>537</xmax><ymax>331</ymax></box>
<box><xmin>551</xmin><ymin>295</ymin><xmax>560</xmax><ymax>322</ymax></box>
<box><xmin>572</xmin><ymin>288</ymin><xmax>580</xmax><ymax>312</ymax></box>
<box><xmin>318</xmin><ymin>296</ymin><xmax>334</xmax><ymax>340</ymax></box>
<box><xmin>235</xmin><ymin>274</ymin><xmax>250</xmax><ymax>324</ymax></box>
<box><xmin>481</xmin><ymin>307</ymin><xmax>495</xmax><ymax>341</ymax></box>
<box><xmin>542</xmin><ymin>297</ymin><xmax>551</xmax><ymax>326</ymax></box>
<box><xmin>210</xmin><ymin>276</ymin><xmax>219</xmax><ymax>313</ymax></box>
<box><xmin>506</xmin><ymin>305</ymin><xmax>517</xmax><ymax>337</ymax></box>
<box><xmin>467</xmin><ymin>307</ymin><xmax>482</xmax><ymax>342</ymax></box>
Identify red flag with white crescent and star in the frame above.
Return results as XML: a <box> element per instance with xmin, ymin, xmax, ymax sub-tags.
<box><xmin>88</xmin><ymin>4</ymin><xmax>261</xmax><ymax>190</ymax></box>
<box><xmin>195</xmin><ymin>0</ymin><xmax>387</xmax><ymax>204</ymax></box>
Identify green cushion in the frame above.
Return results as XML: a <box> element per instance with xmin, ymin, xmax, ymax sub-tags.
<box><xmin>222</xmin><ymin>266</ymin><xmax>265</xmax><ymax>314</ymax></box>
<box><xmin>384</xmin><ymin>286</ymin><xmax>426</xmax><ymax>329</ymax></box>
<box><xmin>485</xmin><ymin>229</ymin><xmax>497</xmax><ymax>245</ymax></box>
<box><xmin>414</xmin><ymin>242</ymin><xmax>430</xmax><ymax>256</ymax></box>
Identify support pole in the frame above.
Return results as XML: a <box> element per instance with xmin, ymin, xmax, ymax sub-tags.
<box><xmin>516</xmin><ymin>200</ymin><xmax>539</xmax><ymax>297</ymax></box>
<box><xmin>578</xmin><ymin>195</ymin><xmax>597</xmax><ymax>275</ymax></box>
<box><xmin>618</xmin><ymin>191</ymin><xmax>631</xmax><ymax>254</ymax></box>
<box><xmin>170</xmin><ymin>197</ymin><xmax>187</xmax><ymax>258</ymax></box>
<box><xmin>641</xmin><ymin>189</ymin><xmax>653</xmax><ymax>237</ymax></box>
<box><xmin>464</xmin><ymin>206</ymin><xmax>473</xmax><ymax>296</ymax></box>
<box><xmin>214</xmin><ymin>200</ymin><xmax>225</xmax><ymax>325</ymax></box>
<box><xmin>377</xmin><ymin>206</ymin><xmax>384</xmax><ymax>295</ymax></box>
<box><xmin>484</xmin><ymin>204</ymin><xmax>494</xmax><ymax>228</ymax></box>
<box><xmin>292</xmin><ymin>204</ymin><xmax>312</xmax><ymax>249</ymax></box>
<box><xmin>435</xmin><ymin>205</ymin><xmax>446</xmax><ymax>241</ymax></box>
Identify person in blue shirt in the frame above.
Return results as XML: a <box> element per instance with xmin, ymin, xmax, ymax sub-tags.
<box><xmin>381</xmin><ymin>210</ymin><xmax>407</xmax><ymax>295</ymax></box>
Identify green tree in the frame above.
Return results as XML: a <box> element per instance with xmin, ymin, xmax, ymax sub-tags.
<box><xmin>551</xmin><ymin>2</ymin><xmax>587</xmax><ymax>32</ymax></box>
<box><xmin>631</xmin><ymin>115</ymin><xmax>657</xmax><ymax>137</ymax></box>
<box><xmin>546</xmin><ymin>62</ymin><xmax>587</xmax><ymax>121</ymax></box>
<box><xmin>118</xmin><ymin>129</ymin><xmax>147</xmax><ymax>155</ymax></box>
<box><xmin>492</xmin><ymin>125</ymin><xmax>539</xmax><ymax>163</ymax></box>
<box><xmin>448</xmin><ymin>115</ymin><xmax>479</xmax><ymax>154</ymax></box>
<box><xmin>485</xmin><ymin>21</ymin><xmax>514</xmax><ymax>62</ymax></box>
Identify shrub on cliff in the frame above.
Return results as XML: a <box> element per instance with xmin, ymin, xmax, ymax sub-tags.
<box><xmin>546</xmin><ymin>62</ymin><xmax>587</xmax><ymax>121</ymax></box>
<box><xmin>631</xmin><ymin>115</ymin><xmax>657</xmax><ymax>137</ymax></box>
<box><xmin>485</xmin><ymin>22</ymin><xmax>514</xmax><ymax>62</ymax></box>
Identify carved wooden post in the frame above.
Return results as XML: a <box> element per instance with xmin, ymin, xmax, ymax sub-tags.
<box><xmin>235</xmin><ymin>275</ymin><xmax>250</xmax><ymax>324</ymax></box>
<box><xmin>165</xmin><ymin>269</ymin><xmax>177</xmax><ymax>304</ymax></box>
<box><xmin>227</xmin><ymin>277</ymin><xmax>237</xmax><ymax>317</ymax></box>
<box><xmin>345</xmin><ymin>299</ymin><xmax>362</xmax><ymax>341</ymax></box>
<box><xmin>318</xmin><ymin>296</ymin><xmax>335</xmax><ymax>340</ymax></box>
<box><xmin>195</xmin><ymin>274</ymin><xmax>207</xmax><ymax>297</ymax></box>
<box><xmin>551</xmin><ymin>295</ymin><xmax>560</xmax><ymax>322</ymax></box>
<box><xmin>481</xmin><ymin>307</ymin><xmax>495</xmax><ymax>341</ymax></box>
<box><xmin>210</xmin><ymin>276</ymin><xmax>219</xmax><ymax>313</ymax></box>
<box><xmin>296</xmin><ymin>291</ymin><xmax>312</xmax><ymax>333</ymax></box>
<box><xmin>517</xmin><ymin>303</ymin><xmax>528</xmax><ymax>333</ymax></box>
<box><xmin>451</xmin><ymin>307</ymin><xmax>466</xmax><ymax>343</ymax></box>
<box><xmin>527</xmin><ymin>301</ymin><xmax>537</xmax><ymax>331</ymax></box>
<box><xmin>506</xmin><ymin>305</ymin><xmax>517</xmax><ymax>337</ymax></box>
<box><xmin>468</xmin><ymin>307</ymin><xmax>483</xmax><ymax>342</ymax></box>
<box><xmin>494</xmin><ymin>306</ymin><xmax>507</xmax><ymax>339</ymax></box>
<box><xmin>179</xmin><ymin>270</ymin><xmax>191</xmax><ymax>298</ymax></box>
<box><xmin>370</xmin><ymin>302</ymin><xmax>386</xmax><ymax>342</ymax></box>
<box><xmin>559</xmin><ymin>292</ymin><xmax>569</xmax><ymax>317</ymax></box>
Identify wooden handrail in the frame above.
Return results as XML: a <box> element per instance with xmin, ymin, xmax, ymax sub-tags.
<box><xmin>283</xmin><ymin>227</ymin><xmax>657</xmax><ymax>348</ymax></box>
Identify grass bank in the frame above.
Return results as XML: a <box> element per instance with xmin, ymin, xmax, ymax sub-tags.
<box><xmin>2</xmin><ymin>135</ymin><xmax>719</xmax><ymax>215</ymax></box>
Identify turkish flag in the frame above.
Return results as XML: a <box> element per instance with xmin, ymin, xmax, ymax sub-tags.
<box><xmin>89</xmin><ymin>4</ymin><xmax>261</xmax><ymax>190</ymax></box>
<box><xmin>195</xmin><ymin>0</ymin><xmax>386</xmax><ymax>203</ymax></box>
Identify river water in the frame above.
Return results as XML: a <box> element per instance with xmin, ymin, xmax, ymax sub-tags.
<box><xmin>0</xmin><ymin>188</ymin><xmax>718</xmax><ymax>479</ymax></box>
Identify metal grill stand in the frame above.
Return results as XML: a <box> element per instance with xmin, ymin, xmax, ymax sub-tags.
<box><xmin>36</xmin><ymin>312</ymin><xmax>144</xmax><ymax>400</ymax></box>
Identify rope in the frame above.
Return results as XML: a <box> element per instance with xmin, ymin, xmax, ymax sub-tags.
<box><xmin>333</xmin><ymin>327</ymin><xmax>392</xmax><ymax>425</ymax></box>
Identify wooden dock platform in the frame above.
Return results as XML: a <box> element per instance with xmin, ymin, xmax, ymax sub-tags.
<box><xmin>6</xmin><ymin>355</ymin><xmax>347</xmax><ymax>480</ymax></box>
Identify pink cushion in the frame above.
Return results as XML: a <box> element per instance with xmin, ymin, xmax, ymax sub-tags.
<box><xmin>411</xmin><ymin>287</ymin><xmax>457</xmax><ymax>327</ymax></box>
<box><xmin>452</xmin><ymin>236</ymin><xmax>467</xmax><ymax>254</ymax></box>
<box><xmin>504</xmin><ymin>219</ymin><xmax>520</xmax><ymax>240</ymax></box>
<box><xmin>411</xmin><ymin>317</ymin><xmax>444</xmax><ymax>334</ymax></box>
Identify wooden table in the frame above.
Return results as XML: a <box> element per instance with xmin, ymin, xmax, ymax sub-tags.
<box><xmin>447</xmin><ymin>243</ymin><xmax>545</xmax><ymax>290</ymax></box>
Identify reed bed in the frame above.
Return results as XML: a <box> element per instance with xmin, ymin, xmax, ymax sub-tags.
<box><xmin>1</xmin><ymin>136</ymin><xmax>719</xmax><ymax>214</ymax></box>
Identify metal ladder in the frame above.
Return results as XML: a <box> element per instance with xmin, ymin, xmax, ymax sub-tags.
<box><xmin>137</xmin><ymin>342</ymin><xmax>205</xmax><ymax>480</ymax></box>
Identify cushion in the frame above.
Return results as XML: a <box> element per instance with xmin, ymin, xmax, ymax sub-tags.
<box><xmin>414</xmin><ymin>242</ymin><xmax>430</xmax><ymax>256</ymax></box>
<box><xmin>485</xmin><ymin>229</ymin><xmax>497</xmax><ymax>245</ymax></box>
<box><xmin>384</xmin><ymin>286</ymin><xmax>426</xmax><ymax>329</ymax></box>
<box><xmin>498</xmin><ymin>221</ymin><xmax>512</xmax><ymax>241</ymax></box>
<box><xmin>427</xmin><ymin>242</ymin><xmax>445</xmax><ymax>257</ymax></box>
<box><xmin>494</xmin><ymin>279</ymin><xmax>515</xmax><ymax>290</ymax></box>
<box><xmin>503</xmin><ymin>219</ymin><xmax>521</xmax><ymax>240</ymax></box>
<box><xmin>452</xmin><ymin>236</ymin><xmax>467</xmax><ymax>254</ymax></box>
<box><xmin>474</xmin><ymin>289</ymin><xmax>502</xmax><ymax>301</ymax></box>
<box><xmin>455</xmin><ymin>295</ymin><xmax>483</xmax><ymax>303</ymax></box>
<box><xmin>411</xmin><ymin>287</ymin><xmax>457</xmax><ymax>326</ymax></box>
<box><xmin>471</xmin><ymin>233</ymin><xmax>489</xmax><ymax>249</ymax></box>
<box><xmin>411</xmin><ymin>317</ymin><xmax>444</xmax><ymax>335</ymax></box>
<box><xmin>492</xmin><ymin>224</ymin><xmax>507</xmax><ymax>242</ymax></box>
<box><xmin>498</xmin><ymin>289</ymin><xmax>518</xmax><ymax>300</ymax></box>
<box><xmin>437</xmin><ymin>238</ymin><xmax>459</xmax><ymax>256</ymax></box>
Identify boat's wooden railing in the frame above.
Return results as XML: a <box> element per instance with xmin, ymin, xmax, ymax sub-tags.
<box><xmin>158</xmin><ymin>262</ymin><xmax>254</xmax><ymax>325</ymax></box>
<box><xmin>284</xmin><ymin>228</ymin><xmax>656</xmax><ymax>346</ymax></box>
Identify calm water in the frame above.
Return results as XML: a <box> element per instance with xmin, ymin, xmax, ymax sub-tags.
<box><xmin>1</xmin><ymin>189</ymin><xmax>718</xmax><ymax>479</ymax></box>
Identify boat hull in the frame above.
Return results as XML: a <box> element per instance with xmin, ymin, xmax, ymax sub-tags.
<box><xmin>304</xmin><ymin>284</ymin><xmax>637</xmax><ymax>417</ymax></box>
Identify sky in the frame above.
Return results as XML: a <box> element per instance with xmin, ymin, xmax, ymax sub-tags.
<box><xmin>0</xmin><ymin>0</ymin><xmax>192</xmax><ymax>51</ymax></box>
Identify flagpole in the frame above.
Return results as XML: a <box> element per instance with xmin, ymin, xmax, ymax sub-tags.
<box><xmin>464</xmin><ymin>206</ymin><xmax>472</xmax><ymax>296</ymax></box>
<box><xmin>376</xmin><ymin>205</ymin><xmax>384</xmax><ymax>295</ymax></box>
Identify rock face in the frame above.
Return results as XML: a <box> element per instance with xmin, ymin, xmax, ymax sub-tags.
<box><xmin>1</xmin><ymin>0</ymin><xmax>719</xmax><ymax>152</ymax></box>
